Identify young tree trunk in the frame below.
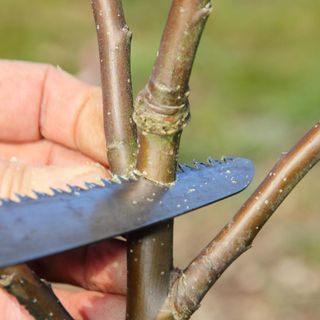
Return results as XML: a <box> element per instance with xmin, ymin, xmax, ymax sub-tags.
<box><xmin>91</xmin><ymin>1</ymin><xmax>319</xmax><ymax>318</ymax></box>
<box><xmin>127</xmin><ymin>1</ymin><xmax>212</xmax><ymax>319</ymax></box>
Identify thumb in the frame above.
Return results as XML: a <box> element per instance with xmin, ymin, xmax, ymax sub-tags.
<box><xmin>0</xmin><ymin>159</ymin><xmax>110</xmax><ymax>201</ymax></box>
<box><xmin>0</xmin><ymin>288</ymin><xmax>33</xmax><ymax>320</ymax></box>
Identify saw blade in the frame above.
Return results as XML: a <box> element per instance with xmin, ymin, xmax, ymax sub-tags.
<box><xmin>0</xmin><ymin>157</ymin><xmax>253</xmax><ymax>267</ymax></box>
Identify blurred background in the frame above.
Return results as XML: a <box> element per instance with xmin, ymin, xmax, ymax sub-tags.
<box><xmin>1</xmin><ymin>0</ymin><xmax>319</xmax><ymax>319</ymax></box>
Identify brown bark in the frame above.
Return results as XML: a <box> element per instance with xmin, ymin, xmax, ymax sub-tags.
<box><xmin>0</xmin><ymin>264</ymin><xmax>72</xmax><ymax>319</ymax></box>
<box><xmin>91</xmin><ymin>0</ymin><xmax>137</xmax><ymax>177</ymax></box>
<box><xmin>127</xmin><ymin>1</ymin><xmax>212</xmax><ymax>319</ymax></box>
<box><xmin>161</xmin><ymin>122</ymin><xmax>320</xmax><ymax>319</ymax></box>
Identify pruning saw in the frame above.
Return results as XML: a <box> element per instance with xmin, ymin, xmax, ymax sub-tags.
<box><xmin>0</xmin><ymin>157</ymin><xmax>253</xmax><ymax>267</ymax></box>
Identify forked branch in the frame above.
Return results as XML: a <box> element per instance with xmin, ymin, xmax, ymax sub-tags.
<box><xmin>91</xmin><ymin>0</ymin><xmax>136</xmax><ymax>176</ymax></box>
<box><xmin>161</xmin><ymin>122</ymin><xmax>320</xmax><ymax>319</ymax></box>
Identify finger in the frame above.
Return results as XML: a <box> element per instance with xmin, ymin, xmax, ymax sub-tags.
<box><xmin>0</xmin><ymin>140</ymin><xmax>107</xmax><ymax>166</ymax></box>
<box><xmin>0</xmin><ymin>289</ymin><xmax>33</xmax><ymax>320</ymax></box>
<box><xmin>54</xmin><ymin>287</ymin><xmax>126</xmax><ymax>320</ymax></box>
<box><xmin>0</xmin><ymin>60</ymin><xmax>47</xmax><ymax>143</ymax></box>
<box><xmin>29</xmin><ymin>239</ymin><xmax>127</xmax><ymax>296</ymax></box>
<box><xmin>0</xmin><ymin>60</ymin><xmax>107</xmax><ymax>164</ymax></box>
<box><xmin>0</xmin><ymin>159</ymin><xmax>110</xmax><ymax>200</ymax></box>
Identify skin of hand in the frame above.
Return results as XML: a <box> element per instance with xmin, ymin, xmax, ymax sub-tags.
<box><xmin>0</xmin><ymin>60</ymin><xmax>127</xmax><ymax>320</ymax></box>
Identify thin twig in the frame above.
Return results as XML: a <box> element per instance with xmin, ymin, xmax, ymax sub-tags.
<box><xmin>0</xmin><ymin>264</ymin><xmax>72</xmax><ymax>319</ymax></box>
<box><xmin>127</xmin><ymin>1</ymin><xmax>212</xmax><ymax>319</ymax></box>
<box><xmin>162</xmin><ymin>122</ymin><xmax>320</xmax><ymax>320</ymax></box>
<box><xmin>91</xmin><ymin>0</ymin><xmax>137</xmax><ymax>176</ymax></box>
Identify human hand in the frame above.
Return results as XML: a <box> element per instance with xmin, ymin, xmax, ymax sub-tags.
<box><xmin>0</xmin><ymin>60</ymin><xmax>126</xmax><ymax>319</ymax></box>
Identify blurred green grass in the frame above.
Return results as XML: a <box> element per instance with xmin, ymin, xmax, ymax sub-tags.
<box><xmin>1</xmin><ymin>0</ymin><xmax>319</xmax><ymax>162</ymax></box>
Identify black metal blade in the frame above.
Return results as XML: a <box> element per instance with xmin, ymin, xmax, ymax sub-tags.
<box><xmin>0</xmin><ymin>157</ymin><xmax>253</xmax><ymax>267</ymax></box>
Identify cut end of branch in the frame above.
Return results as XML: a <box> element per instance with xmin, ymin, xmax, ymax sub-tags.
<box><xmin>0</xmin><ymin>272</ymin><xmax>15</xmax><ymax>288</ymax></box>
<box><xmin>0</xmin><ymin>264</ymin><xmax>73</xmax><ymax>319</ymax></box>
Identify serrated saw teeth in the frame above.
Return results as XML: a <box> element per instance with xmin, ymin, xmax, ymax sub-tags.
<box><xmin>177</xmin><ymin>163</ymin><xmax>187</xmax><ymax>172</ymax></box>
<box><xmin>0</xmin><ymin>157</ymin><xmax>252</xmax><ymax>206</ymax></box>
<box><xmin>207</xmin><ymin>156</ymin><xmax>215</xmax><ymax>164</ymax></box>
<box><xmin>194</xmin><ymin>161</ymin><xmax>211</xmax><ymax>168</ymax></box>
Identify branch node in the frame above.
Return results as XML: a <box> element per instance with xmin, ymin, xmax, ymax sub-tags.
<box><xmin>192</xmin><ymin>2</ymin><xmax>213</xmax><ymax>26</ymax></box>
<box><xmin>133</xmin><ymin>87</ymin><xmax>190</xmax><ymax>136</ymax></box>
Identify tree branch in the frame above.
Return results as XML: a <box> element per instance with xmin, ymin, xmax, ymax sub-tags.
<box><xmin>0</xmin><ymin>264</ymin><xmax>72</xmax><ymax>319</ymax></box>
<box><xmin>162</xmin><ymin>122</ymin><xmax>320</xmax><ymax>319</ymax></box>
<box><xmin>91</xmin><ymin>0</ymin><xmax>137</xmax><ymax>176</ymax></box>
<box><xmin>133</xmin><ymin>0</ymin><xmax>212</xmax><ymax>184</ymax></box>
<box><xmin>127</xmin><ymin>1</ymin><xmax>212</xmax><ymax>319</ymax></box>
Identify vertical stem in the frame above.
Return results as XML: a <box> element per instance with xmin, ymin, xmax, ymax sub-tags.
<box><xmin>91</xmin><ymin>0</ymin><xmax>136</xmax><ymax>176</ymax></box>
<box><xmin>0</xmin><ymin>264</ymin><xmax>72</xmax><ymax>319</ymax></box>
<box><xmin>127</xmin><ymin>1</ymin><xmax>212</xmax><ymax>319</ymax></box>
<box><xmin>148</xmin><ymin>0</ymin><xmax>213</xmax><ymax>106</ymax></box>
<box><xmin>127</xmin><ymin>221</ymin><xmax>174</xmax><ymax>319</ymax></box>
